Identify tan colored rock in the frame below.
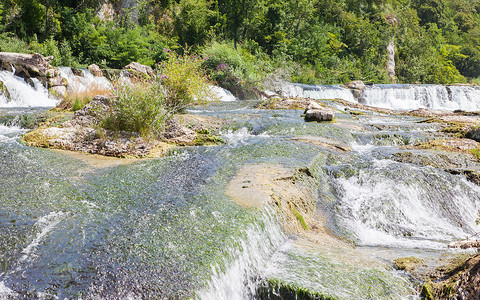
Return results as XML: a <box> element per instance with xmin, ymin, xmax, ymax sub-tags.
<box><xmin>88</xmin><ymin>64</ymin><xmax>103</xmax><ymax>77</ymax></box>
<box><xmin>305</xmin><ymin>109</ymin><xmax>334</xmax><ymax>122</ymax></box>
<box><xmin>303</xmin><ymin>101</ymin><xmax>323</xmax><ymax>113</ymax></box>
<box><xmin>50</xmin><ymin>85</ymin><xmax>67</xmax><ymax>97</ymax></box>
<box><xmin>345</xmin><ymin>80</ymin><xmax>366</xmax><ymax>90</ymax></box>
<box><xmin>123</xmin><ymin>62</ymin><xmax>154</xmax><ymax>77</ymax></box>
<box><xmin>162</xmin><ymin>119</ymin><xmax>197</xmax><ymax>145</ymax></box>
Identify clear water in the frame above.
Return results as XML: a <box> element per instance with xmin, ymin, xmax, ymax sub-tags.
<box><xmin>1</xmin><ymin>93</ymin><xmax>478</xmax><ymax>298</ymax></box>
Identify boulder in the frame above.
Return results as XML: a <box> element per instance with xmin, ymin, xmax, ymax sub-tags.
<box><xmin>65</xmin><ymin>95</ymin><xmax>113</xmax><ymax>127</ymax></box>
<box><xmin>50</xmin><ymin>86</ymin><xmax>67</xmax><ymax>97</ymax></box>
<box><xmin>162</xmin><ymin>119</ymin><xmax>197</xmax><ymax>144</ymax></box>
<box><xmin>0</xmin><ymin>52</ymin><xmax>52</xmax><ymax>77</ymax></box>
<box><xmin>345</xmin><ymin>80</ymin><xmax>367</xmax><ymax>100</ymax></box>
<box><xmin>305</xmin><ymin>109</ymin><xmax>334</xmax><ymax>122</ymax></box>
<box><xmin>123</xmin><ymin>62</ymin><xmax>154</xmax><ymax>77</ymax></box>
<box><xmin>345</xmin><ymin>80</ymin><xmax>366</xmax><ymax>90</ymax></box>
<box><xmin>303</xmin><ymin>101</ymin><xmax>323</xmax><ymax>114</ymax></box>
<box><xmin>88</xmin><ymin>64</ymin><xmax>103</xmax><ymax>77</ymax></box>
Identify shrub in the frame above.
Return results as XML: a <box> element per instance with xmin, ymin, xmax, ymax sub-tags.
<box><xmin>0</xmin><ymin>33</ymin><xmax>30</xmax><ymax>53</ymax></box>
<box><xmin>158</xmin><ymin>48</ymin><xmax>213</xmax><ymax>112</ymax></box>
<box><xmin>202</xmin><ymin>41</ymin><xmax>260</xmax><ymax>83</ymax></box>
<box><xmin>102</xmin><ymin>49</ymin><xmax>213</xmax><ymax>138</ymax></box>
<box><xmin>102</xmin><ymin>80</ymin><xmax>169</xmax><ymax>138</ymax></box>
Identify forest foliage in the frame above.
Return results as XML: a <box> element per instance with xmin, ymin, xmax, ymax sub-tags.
<box><xmin>1</xmin><ymin>0</ymin><xmax>480</xmax><ymax>85</ymax></box>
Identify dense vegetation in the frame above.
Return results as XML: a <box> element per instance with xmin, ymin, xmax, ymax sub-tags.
<box><xmin>1</xmin><ymin>0</ymin><xmax>480</xmax><ymax>85</ymax></box>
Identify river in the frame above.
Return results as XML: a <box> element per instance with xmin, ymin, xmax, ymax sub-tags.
<box><xmin>0</xmin><ymin>70</ymin><xmax>479</xmax><ymax>299</ymax></box>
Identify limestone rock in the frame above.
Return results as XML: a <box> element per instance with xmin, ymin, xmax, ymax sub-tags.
<box><xmin>0</xmin><ymin>52</ymin><xmax>67</xmax><ymax>96</ymax></box>
<box><xmin>123</xmin><ymin>62</ymin><xmax>154</xmax><ymax>77</ymax></box>
<box><xmin>0</xmin><ymin>52</ymin><xmax>52</xmax><ymax>76</ymax></box>
<box><xmin>162</xmin><ymin>119</ymin><xmax>197</xmax><ymax>144</ymax></box>
<box><xmin>65</xmin><ymin>95</ymin><xmax>113</xmax><ymax>127</ymax></box>
<box><xmin>345</xmin><ymin>80</ymin><xmax>366</xmax><ymax>100</ymax></box>
<box><xmin>303</xmin><ymin>101</ymin><xmax>323</xmax><ymax>113</ymax></box>
<box><xmin>345</xmin><ymin>80</ymin><xmax>366</xmax><ymax>90</ymax></box>
<box><xmin>88</xmin><ymin>64</ymin><xmax>103</xmax><ymax>77</ymax></box>
<box><xmin>305</xmin><ymin>109</ymin><xmax>334</xmax><ymax>122</ymax></box>
<box><xmin>50</xmin><ymin>86</ymin><xmax>67</xmax><ymax>97</ymax></box>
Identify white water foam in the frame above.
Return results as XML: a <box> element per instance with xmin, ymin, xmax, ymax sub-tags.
<box><xmin>0</xmin><ymin>71</ymin><xmax>58</xmax><ymax>107</ymax></box>
<box><xmin>221</xmin><ymin>127</ymin><xmax>270</xmax><ymax>145</ymax></box>
<box><xmin>0</xmin><ymin>281</ymin><xmax>17</xmax><ymax>298</ymax></box>
<box><xmin>0</xmin><ymin>211</ymin><xmax>70</xmax><ymax>297</ymax></box>
<box><xmin>58</xmin><ymin>67</ymin><xmax>111</xmax><ymax>95</ymax></box>
<box><xmin>361</xmin><ymin>84</ymin><xmax>480</xmax><ymax>111</ymax></box>
<box><xmin>0</xmin><ymin>125</ymin><xmax>27</xmax><ymax>143</ymax></box>
<box><xmin>293</xmin><ymin>83</ymin><xmax>480</xmax><ymax>111</ymax></box>
<box><xmin>17</xmin><ymin>211</ymin><xmax>71</xmax><ymax>267</ymax></box>
<box><xmin>209</xmin><ymin>85</ymin><xmax>237</xmax><ymax>102</ymax></box>
<box><xmin>292</xmin><ymin>84</ymin><xmax>356</xmax><ymax>102</ymax></box>
<box><xmin>196</xmin><ymin>210</ymin><xmax>286</xmax><ymax>299</ymax></box>
<box><xmin>334</xmin><ymin>159</ymin><xmax>480</xmax><ymax>249</ymax></box>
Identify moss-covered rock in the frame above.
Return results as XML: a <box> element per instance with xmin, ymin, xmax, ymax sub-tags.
<box><xmin>257</xmin><ymin>279</ymin><xmax>336</xmax><ymax>300</ymax></box>
<box><xmin>0</xmin><ymin>81</ymin><xmax>11</xmax><ymax>101</ymax></box>
<box><xmin>420</xmin><ymin>255</ymin><xmax>480</xmax><ymax>300</ymax></box>
<box><xmin>393</xmin><ymin>256</ymin><xmax>425</xmax><ymax>271</ymax></box>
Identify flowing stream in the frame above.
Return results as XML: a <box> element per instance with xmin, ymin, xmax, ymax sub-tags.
<box><xmin>1</xmin><ymin>74</ymin><xmax>479</xmax><ymax>298</ymax></box>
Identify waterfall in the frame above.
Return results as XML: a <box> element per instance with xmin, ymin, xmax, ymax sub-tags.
<box><xmin>295</xmin><ymin>83</ymin><xmax>480</xmax><ymax>111</ymax></box>
<box><xmin>361</xmin><ymin>84</ymin><xmax>480</xmax><ymax>111</ymax></box>
<box><xmin>57</xmin><ymin>67</ymin><xmax>111</xmax><ymax>95</ymax></box>
<box><xmin>196</xmin><ymin>210</ymin><xmax>286</xmax><ymax>299</ymax></box>
<box><xmin>209</xmin><ymin>85</ymin><xmax>237</xmax><ymax>102</ymax></box>
<box><xmin>0</xmin><ymin>71</ymin><xmax>59</xmax><ymax>108</ymax></box>
<box><xmin>293</xmin><ymin>84</ymin><xmax>357</xmax><ymax>102</ymax></box>
<box><xmin>332</xmin><ymin>159</ymin><xmax>480</xmax><ymax>249</ymax></box>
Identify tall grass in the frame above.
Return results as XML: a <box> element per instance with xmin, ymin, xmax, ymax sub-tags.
<box><xmin>57</xmin><ymin>84</ymin><xmax>111</xmax><ymax>111</ymax></box>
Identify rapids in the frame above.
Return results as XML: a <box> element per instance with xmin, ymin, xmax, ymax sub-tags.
<box><xmin>1</xmin><ymin>73</ymin><xmax>479</xmax><ymax>298</ymax></box>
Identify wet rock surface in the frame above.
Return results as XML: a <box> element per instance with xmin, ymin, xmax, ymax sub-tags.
<box><xmin>0</xmin><ymin>52</ymin><xmax>67</xmax><ymax>97</ymax></box>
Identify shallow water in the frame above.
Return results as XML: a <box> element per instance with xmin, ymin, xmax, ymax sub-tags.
<box><xmin>0</xmin><ymin>97</ymin><xmax>478</xmax><ymax>298</ymax></box>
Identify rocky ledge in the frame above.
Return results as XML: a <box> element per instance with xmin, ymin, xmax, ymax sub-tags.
<box><xmin>0</xmin><ymin>52</ymin><xmax>68</xmax><ymax>97</ymax></box>
<box><xmin>22</xmin><ymin>95</ymin><xmax>225</xmax><ymax>157</ymax></box>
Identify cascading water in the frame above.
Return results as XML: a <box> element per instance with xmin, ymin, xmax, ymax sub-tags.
<box><xmin>293</xmin><ymin>83</ymin><xmax>357</xmax><ymax>102</ymax></box>
<box><xmin>209</xmin><ymin>85</ymin><xmax>237</xmax><ymax>102</ymax></box>
<box><xmin>2</xmin><ymin>74</ymin><xmax>479</xmax><ymax>298</ymax></box>
<box><xmin>196</xmin><ymin>210</ymin><xmax>286</xmax><ymax>300</ymax></box>
<box><xmin>361</xmin><ymin>84</ymin><xmax>480</xmax><ymax>111</ymax></box>
<box><xmin>0</xmin><ymin>70</ymin><xmax>58</xmax><ymax>107</ymax></box>
<box><xmin>331</xmin><ymin>158</ymin><xmax>480</xmax><ymax>249</ymax></box>
<box><xmin>57</xmin><ymin>67</ymin><xmax>111</xmax><ymax>95</ymax></box>
<box><xmin>294</xmin><ymin>83</ymin><xmax>480</xmax><ymax>111</ymax></box>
